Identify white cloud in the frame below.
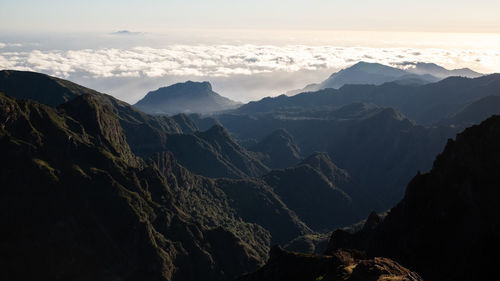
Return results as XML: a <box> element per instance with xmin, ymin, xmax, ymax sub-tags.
<box><xmin>1</xmin><ymin>45</ymin><xmax>499</xmax><ymax>79</ymax></box>
<box><xmin>1</xmin><ymin>44</ymin><xmax>500</xmax><ymax>103</ymax></box>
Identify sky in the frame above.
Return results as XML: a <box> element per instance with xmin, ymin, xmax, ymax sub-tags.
<box><xmin>1</xmin><ymin>1</ymin><xmax>500</xmax><ymax>103</ymax></box>
<box><xmin>2</xmin><ymin>0</ymin><xmax>500</xmax><ymax>33</ymax></box>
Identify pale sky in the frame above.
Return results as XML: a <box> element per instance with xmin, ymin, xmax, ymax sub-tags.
<box><xmin>1</xmin><ymin>0</ymin><xmax>500</xmax><ymax>33</ymax></box>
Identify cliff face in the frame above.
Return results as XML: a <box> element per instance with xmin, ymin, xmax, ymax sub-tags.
<box><xmin>327</xmin><ymin>115</ymin><xmax>500</xmax><ymax>280</ymax></box>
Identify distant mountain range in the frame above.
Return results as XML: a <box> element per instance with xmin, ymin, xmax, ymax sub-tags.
<box><xmin>287</xmin><ymin>61</ymin><xmax>483</xmax><ymax>95</ymax></box>
<box><xmin>134</xmin><ymin>81</ymin><xmax>241</xmax><ymax>115</ymax></box>
<box><xmin>242</xmin><ymin>73</ymin><xmax>500</xmax><ymax>125</ymax></box>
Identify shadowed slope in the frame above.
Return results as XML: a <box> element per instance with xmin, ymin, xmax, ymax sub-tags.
<box><xmin>327</xmin><ymin>115</ymin><xmax>500</xmax><ymax>280</ymax></box>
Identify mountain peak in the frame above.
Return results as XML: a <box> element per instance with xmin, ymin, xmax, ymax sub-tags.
<box><xmin>148</xmin><ymin>80</ymin><xmax>214</xmax><ymax>99</ymax></box>
<box><xmin>168</xmin><ymin>80</ymin><xmax>213</xmax><ymax>93</ymax></box>
<box><xmin>403</xmin><ymin>62</ymin><xmax>483</xmax><ymax>78</ymax></box>
<box><xmin>135</xmin><ymin>80</ymin><xmax>240</xmax><ymax>115</ymax></box>
<box><xmin>203</xmin><ymin>124</ymin><xmax>232</xmax><ymax>138</ymax></box>
<box><xmin>0</xmin><ymin>70</ymin><xmax>98</xmax><ymax>106</ymax></box>
<box><xmin>320</xmin><ymin>62</ymin><xmax>410</xmax><ymax>89</ymax></box>
<box><xmin>345</xmin><ymin>61</ymin><xmax>407</xmax><ymax>75</ymax></box>
<box><xmin>250</xmin><ymin>129</ymin><xmax>301</xmax><ymax>169</ymax></box>
<box><xmin>299</xmin><ymin>152</ymin><xmax>332</xmax><ymax>167</ymax></box>
<box><xmin>299</xmin><ymin>152</ymin><xmax>352</xmax><ymax>190</ymax></box>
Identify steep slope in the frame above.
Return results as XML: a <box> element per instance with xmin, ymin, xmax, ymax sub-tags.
<box><xmin>327</xmin><ymin>115</ymin><xmax>500</xmax><ymax>280</ymax></box>
<box><xmin>188</xmin><ymin>113</ymin><xmax>221</xmax><ymax>131</ymax></box>
<box><xmin>249</xmin><ymin>129</ymin><xmax>302</xmax><ymax>169</ymax></box>
<box><xmin>0</xmin><ymin>69</ymin><xmax>98</xmax><ymax>106</ymax></box>
<box><xmin>262</xmin><ymin>153</ymin><xmax>361</xmax><ymax>231</ymax></box>
<box><xmin>0</xmin><ymin>70</ymin><xmax>200</xmax><ymax>158</ymax></box>
<box><xmin>439</xmin><ymin>95</ymin><xmax>500</xmax><ymax>127</ymax></box>
<box><xmin>164</xmin><ymin>125</ymin><xmax>270</xmax><ymax>178</ymax></box>
<box><xmin>299</xmin><ymin>152</ymin><xmax>352</xmax><ymax>191</ymax></box>
<box><xmin>135</xmin><ymin>81</ymin><xmax>241</xmax><ymax>115</ymax></box>
<box><xmin>0</xmin><ymin>93</ymin><xmax>311</xmax><ymax>281</ymax></box>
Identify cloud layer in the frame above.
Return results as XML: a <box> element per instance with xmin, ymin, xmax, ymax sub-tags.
<box><xmin>2</xmin><ymin>44</ymin><xmax>500</xmax><ymax>103</ymax></box>
<box><xmin>1</xmin><ymin>44</ymin><xmax>499</xmax><ymax>79</ymax></box>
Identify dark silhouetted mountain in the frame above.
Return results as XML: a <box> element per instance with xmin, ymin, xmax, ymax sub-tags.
<box><xmin>0</xmin><ymin>69</ymin><xmax>98</xmax><ymax>106</ymax></box>
<box><xmin>286</xmin><ymin>62</ymin><xmax>440</xmax><ymax>95</ymax></box>
<box><xmin>287</xmin><ymin>61</ymin><xmax>482</xmax><ymax>96</ymax></box>
<box><xmin>214</xmin><ymin>178</ymin><xmax>312</xmax><ymax>244</ymax></box>
<box><xmin>240</xmin><ymin>74</ymin><xmax>500</xmax><ymax>124</ymax></box>
<box><xmin>439</xmin><ymin>95</ymin><xmax>500</xmax><ymax>127</ymax></box>
<box><xmin>299</xmin><ymin>152</ymin><xmax>352</xmax><ymax>190</ymax></box>
<box><xmin>262</xmin><ymin>153</ymin><xmax>361</xmax><ymax>231</ymax></box>
<box><xmin>135</xmin><ymin>81</ymin><xmax>241</xmax><ymax>115</ymax></box>
<box><xmin>111</xmin><ymin>30</ymin><xmax>142</xmax><ymax>35</ymax></box>
<box><xmin>282</xmin><ymin>210</ymin><xmax>388</xmax><ymax>254</ymax></box>
<box><xmin>321</xmin><ymin>62</ymin><xmax>414</xmax><ymax>89</ymax></box>
<box><xmin>60</xmin><ymin>92</ymin><xmax>198</xmax><ymax>158</ymax></box>
<box><xmin>238</xmin><ymin>246</ymin><xmax>422</xmax><ymax>281</ymax></box>
<box><xmin>327</xmin><ymin>115</ymin><xmax>500</xmax><ymax>280</ymax></box>
<box><xmin>404</xmin><ymin>62</ymin><xmax>483</xmax><ymax>78</ymax></box>
<box><xmin>0</xmin><ymin>91</ymin><xmax>315</xmax><ymax>281</ymax></box>
<box><xmin>249</xmin><ymin>129</ymin><xmax>302</xmax><ymax>169</ymax></box>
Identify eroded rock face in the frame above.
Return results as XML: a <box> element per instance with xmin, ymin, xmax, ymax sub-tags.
<box><xmin>237</xmin><ymin>246</ymin><xmax>422</xmax><ymax>281</ymax></box>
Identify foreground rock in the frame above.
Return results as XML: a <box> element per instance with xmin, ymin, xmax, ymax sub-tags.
<box><xmin>238</xmin><ymin>246</ymin><xmax>422</xmax><ymax>281</ymax></box>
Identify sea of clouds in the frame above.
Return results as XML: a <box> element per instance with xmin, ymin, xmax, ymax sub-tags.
<box><xmin>1</xmin><ymin>43</ymin><xmax>500</xmax><ymax>102</ymax></box>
